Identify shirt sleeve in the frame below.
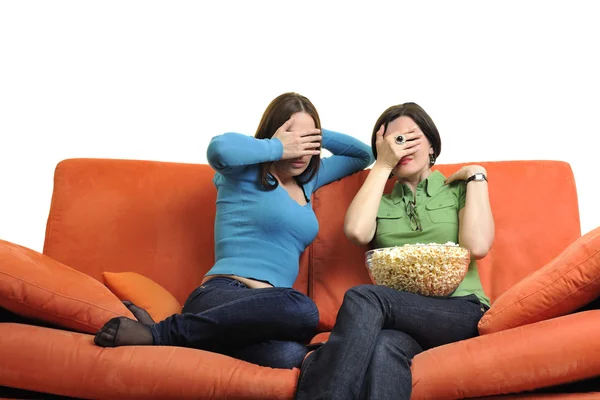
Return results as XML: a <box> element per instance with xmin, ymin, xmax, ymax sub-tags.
<box><xmin>206</xmin><ymin>132</ymin><xmax>284</xmax><ymax>176</ymax></box>
<box><xmin>457</xmin><ymin>181</ymin><xmax>467</xmax><ymax>210</ymax></box>
<box><xmin>307</xmin><ymin>129</ymin><xmax>374</xmax><ymax>193</ymax></box>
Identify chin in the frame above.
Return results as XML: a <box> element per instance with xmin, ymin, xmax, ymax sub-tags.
<box><xmin>291</xmin><ymin>168</ymin><xmax>309</xmax><ymax>177</ymax></box>
<box><xmin>393</xmin><ymin>163</ymin><xmax>426</xmax><ymax>179</ymax></box>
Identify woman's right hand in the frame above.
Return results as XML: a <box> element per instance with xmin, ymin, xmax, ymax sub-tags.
<box><xmin>272</xmin><ymin>118</ymin><xmax>322</xmax><ymax>160</ymax></box>
<box><xmin>374</xmin><ymin>125</ymin><xmax>423</xmax><ymax>170</ymax></box>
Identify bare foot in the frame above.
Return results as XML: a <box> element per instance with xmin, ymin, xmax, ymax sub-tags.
<box><xmin>122</xmin><ymin>301</ymin><xmax>155</xmax><ymax>325</ymax></box>
<box><xmin>94</xmin><ymin>317</ymin><xmax>154</xmax><ymax>347</ymax></box>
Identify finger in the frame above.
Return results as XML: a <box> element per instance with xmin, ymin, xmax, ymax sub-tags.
<box><xmin>402</xmin><ymin>139</ymin><xmax>424</xmax><ymax>149</ymax></box>
<box><xmin>298</xmin><ymin>129</ymin><xmax>321</xmax><ymax>137</ymax></box>
<box><xmin>375</xmin><ymin>125</ymin><xmax>385</xmax><ymax>143</ymax></box>
<box><xmin>278</xmin><ymin>118</ymin><xmax>293</xmax><ymax>132</ymax></box>
<box><xmin>300</xmin><ymin>135</ymin><xmax>322</xmax><ymax>143</ymax></box>
<box><xmin>403</xmin><ymin>130</ymin><xmax>424</xmax><ymax>142</ymax></box>
<box><xmin>444</xmin><ymin>173</ymin><xmax>457</xmax><ymax>185</ymax></box>
<box><xmin>304</xmin><ymin>141</ymin><xmax>322</xmax><ymax>149</ymax></box>
<box><xmin>400</xmin><ymin>145</ymin><xmax>421</xmax><ymax>157</ymax></box>
<box><xmin>303</xmin><ymin>150</ymin><xmax>321</xmax><ymax>156</ymax></box>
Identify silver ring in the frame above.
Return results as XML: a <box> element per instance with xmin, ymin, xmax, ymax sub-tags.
<box><xmin>395</xmin><ymin>135</ymin><xmax>406</xmax><ymax>145</ymax></box>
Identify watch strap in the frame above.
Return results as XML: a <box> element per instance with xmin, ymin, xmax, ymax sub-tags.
<box><xmin>466</xmin><ymin>173</ymin><xmax>487</xmax><ymax>183</ymax></box>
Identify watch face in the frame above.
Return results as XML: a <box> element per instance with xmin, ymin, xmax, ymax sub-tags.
<box><xmin>468</xmin><ymin>173</ymin><xmax>486</xmax><ymax>182</ymax></box>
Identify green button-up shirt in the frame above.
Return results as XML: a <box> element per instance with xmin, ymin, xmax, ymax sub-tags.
<box><xmin>374</xmin><ymin>170</ymin><xmax>490</xmax><ymax>306</ymax></box>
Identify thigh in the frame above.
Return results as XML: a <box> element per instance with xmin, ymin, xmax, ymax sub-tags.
<box><xmin>225</xmin><ymin>340</ymin><xmax>309</xmax><ymax>369</ymax></box>
<box><xmin>390</xmin><ymin>292</ymin><xmax>484</xmax><ymax>349</ymax></box>
<box><xmin>353</xmin><ymin>285</ymin><xmax>486</xmax><ymax>350</ymax></box>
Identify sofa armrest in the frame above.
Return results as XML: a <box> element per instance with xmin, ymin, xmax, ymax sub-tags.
<box><xmin>411</xmin><ymin>310</ymin><xmax>600</xmax><ymax>399</ymax></box>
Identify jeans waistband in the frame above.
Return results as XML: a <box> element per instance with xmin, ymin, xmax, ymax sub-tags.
<box><xmin>204</xmin><ymin>276</ymin><xmax>248</xmax><ymax>289</ymax></box>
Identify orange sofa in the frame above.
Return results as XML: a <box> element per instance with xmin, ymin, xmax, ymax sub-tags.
<box><xmin>1</xmin><ymin>158</ymin><xmax>599</xmax><ymax>399</ymax></box>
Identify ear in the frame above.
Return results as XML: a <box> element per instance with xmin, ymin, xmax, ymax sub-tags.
<box><xmin>429</xmin><ymin>148</ymin><xmax>434</xmax><ymax>155</ymax></box>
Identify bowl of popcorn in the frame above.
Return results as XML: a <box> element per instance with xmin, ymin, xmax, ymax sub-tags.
<box><xmin>365</xmin><ymin>243</ymin><xmax>470</xmax><ymax>297</ymax></box>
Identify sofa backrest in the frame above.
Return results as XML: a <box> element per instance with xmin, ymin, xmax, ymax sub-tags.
<box><xmin>44</xmin><ymin>159</ymin><xmax>580</xmax><ymax>327</ymax></box>
<box><xmin>310</xmin><ymin>160</ymin><xmax>581</xmax><ymax>330</ymax></box>
<box><xmin>43</xmin><ymin>159</ymin><xmax>310</xmax><ymax>304</ymax></box>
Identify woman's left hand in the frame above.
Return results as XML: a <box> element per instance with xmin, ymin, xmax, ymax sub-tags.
<box><xmin>444</xmin><ymin>165</ymin><xmax>487</xmax><ymax>185</ymax></box>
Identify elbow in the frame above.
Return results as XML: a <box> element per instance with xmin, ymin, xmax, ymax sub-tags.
<box><xmin>461</xmin><ymin>225</ymin><xmax>494</xmax><ymax>260</ymax></box>
<box><xmin>469</xmin><ymin>246</ymin><xmax>490</xmax><ymax>260</ymax></box>
<box><xmin>206</xmin><ymin>135</ymin><xmax>230</xmax><ymax>170</ymax></box>
<box><xmin>362</xmin><ymin>150</ymin><xmax>376</xmax><ymax>168</ymax></box>
<box><xmin>344</xmin><ymin>225</ymin><xmax>372</xmax><ymax>247</ymax></box>
<box><xmin>466</xmin><ymin>241</ymin><xmax>492</xmax><ymax>260</ymax></box>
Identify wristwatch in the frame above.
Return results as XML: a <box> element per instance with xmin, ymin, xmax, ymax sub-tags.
<box><xmin>466</xmin><ymin>173</ymin><xmax>487</xmax><ymax>184</ymax></box>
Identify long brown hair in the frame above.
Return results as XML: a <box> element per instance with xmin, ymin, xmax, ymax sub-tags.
<box><xmin>371</xmin><ymin>102</ymin><xmax>441</xmax><ymax>164</ymax></box>
<box><xmin>255</xmin><ymin>92</ymin><xmax>321</xmax><ymax>190</ymax></box>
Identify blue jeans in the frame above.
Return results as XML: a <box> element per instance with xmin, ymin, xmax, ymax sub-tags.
<box><xmin>150</xmin><ymin>277</ymin><xmax>319</xmax><ymax>369</ymax></box>
<box><xmin>295</xmin><ymin>284</ymin><xmax>488</xmax><ymax>400</ymax></box>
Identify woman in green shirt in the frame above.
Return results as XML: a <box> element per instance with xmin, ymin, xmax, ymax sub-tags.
<box><xmin>295</xmin><ymin>103</ymin><xmax>495</xmax><ymax>400</ymax></box>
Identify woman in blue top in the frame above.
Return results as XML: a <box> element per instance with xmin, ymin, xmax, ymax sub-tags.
<box><xmin>94</xmin><ymin>92</ymin><xmax>374</xmax><ymax>369</ymax></box>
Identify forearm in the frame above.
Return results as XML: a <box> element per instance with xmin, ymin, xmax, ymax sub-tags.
<box><xmin>311</xmin><ymin>130</ymin><xmax>374</xmax><ymax>191</ymax></box>
<box><xmin>344</xmin><ymin>163</ymin><xmax>391</xmax><ymax>246</ymax></box>
<box><xmin>459</xmin><ymin>180</ymin><xmax>495</xmax><ymax>259</ymax></box>
<box><xmin>207</xmin><ymin>133</ymin><xmax>283</xmax><ymax>174</ymax></box>
<box><xmin>321</xmin><ymin>129</ymin><xmax>374</xmax><ymax>164</ymax></box>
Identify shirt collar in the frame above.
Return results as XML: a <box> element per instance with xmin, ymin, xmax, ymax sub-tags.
<box><xmin>390</xmin><ymin>170</ymin><xmax>446</xmax><ymax>204</ymax></box>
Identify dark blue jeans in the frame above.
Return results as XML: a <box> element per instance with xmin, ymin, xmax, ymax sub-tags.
<box><xmin>295</xmin><ymin>284</ymin><xmax>488</xmax><ymax>400</ymax></box>
<box><xmin>150</xmin><ymin>277</ymin><xmax>319</xmax><ymax>369</ymax></box>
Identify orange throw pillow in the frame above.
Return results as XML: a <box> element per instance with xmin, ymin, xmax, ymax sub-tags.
<box><xmin>102</xmin><ymin>272</ymin><xmax>182</xmax><ymax>322</ymax></box>
<box><xmin>0</xmin><ymin>239</ymin><xmax>134</xmax><ymax>334</ymax></box>
<box><xmin>478</xmin><ymin>227</ymin><xmax>600</xmax><ymax>335</ymax></box>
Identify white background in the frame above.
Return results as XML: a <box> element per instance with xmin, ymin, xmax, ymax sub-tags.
<box><xmin>1</xmin><ymin>1</ymin><xmax>599</xmax><ymax>252</ymax></box>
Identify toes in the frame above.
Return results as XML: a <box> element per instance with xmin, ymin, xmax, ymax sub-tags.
<box><xmin>94</xmin><ymin>318</ymin><xmax>121</xmax><ymax>347</ymax></box>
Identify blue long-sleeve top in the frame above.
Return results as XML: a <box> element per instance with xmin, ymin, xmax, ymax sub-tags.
<box><xmin>205</xmin><ymin>129</ymin><xmax>374</xmax><ymax>287</ymax></box>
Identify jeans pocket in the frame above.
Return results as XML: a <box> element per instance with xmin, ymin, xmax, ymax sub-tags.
<box><xmin>182</xmin><ymin>285</ymin><xmax>209</xmax><ymax>311</ymax></box>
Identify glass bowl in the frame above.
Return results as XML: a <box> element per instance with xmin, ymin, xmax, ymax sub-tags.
<box><xmin>365</xmin><ymin>243</ymin><xmax>470</xmax><ymax>297</ymax></box>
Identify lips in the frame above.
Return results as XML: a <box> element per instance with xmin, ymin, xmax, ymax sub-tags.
<box><xmin>398</xmin><ymin>157</ymin><xmax>413</xmax><ymax>166</ymax></box>
<box><xmin>291</xmin><ymin>161</ymin><xmax>306</xmax><ymax>168</ymax></box>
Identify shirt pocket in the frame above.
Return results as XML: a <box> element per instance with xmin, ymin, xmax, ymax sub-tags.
<box><xmin>375</xmin><ymin>208</ymin><xmax>404</xmax><ymax>236</ymax></box>
<box><xmin>425</xmin><ymin>197</ymin><xmax>458</xmax><ymax>224</ymax></box>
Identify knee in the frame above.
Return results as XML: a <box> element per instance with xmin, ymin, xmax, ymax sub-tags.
<box><xmin>343</xmin><ymin>284</ymin><xmax>382</xmax><ymax>310</ymax></box>
<box><xmin>372</xmin><ymin>330</ymin><xmax>422</xmax><ymax>367</ymax></box>
<box><xmin>264</xmin><ymin>341</ymin><xmax>309</xmax><ymax>369</ymax></box>
<box><xmin>286</xmin><ymin>290</ymin><xmax>319</xmax><ymax>330</ymax></box>
<box><xmin>345</xmin><ymin>284</ymin><xmax>378</xmax><ymax>300</ymax></box>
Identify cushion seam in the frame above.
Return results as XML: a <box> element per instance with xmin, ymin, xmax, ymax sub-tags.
<box><xmin>0</xmin><ymin>270</ymin><xmax>128</xmax><ymax>315</ymax></box>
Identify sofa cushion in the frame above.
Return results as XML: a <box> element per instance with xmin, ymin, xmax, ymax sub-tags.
<box><xmin>478</xmin><ymin>227</ymin><xmax>600</xmax><ymax>335</ymax></box>
<box><xmin>0</xmin><ymin>239</ymin><xmax>134</xmax><ymax>334</ymax></box>
<box><xmin>0</xmin><ymin>323</ymin><xmax>299</xmax><ymax>399</ymax></box>
<box><xmin>102</xmin><ymin>271</ymin><xmax>182</xmax><ymax>322</ymax></box>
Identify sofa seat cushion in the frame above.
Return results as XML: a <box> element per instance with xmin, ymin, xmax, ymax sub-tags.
<box><xmin>102</xmin><ymin>271</ymin><xmax>182</xmax><ymax>322</ymax></box>
<box><xmin>0</xmin><ymin>240</ymin><xmax>134</xmax><ymax>334</ymax></box>
<box><xmin>479</xmin><ymin>227</ymin><xmax>600</xmax><ymax>335</ymax></box>
<box><xmin>0</xmin><ymin>323</ymin><xmax>298</xmax><ymax>399</ymax></box>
